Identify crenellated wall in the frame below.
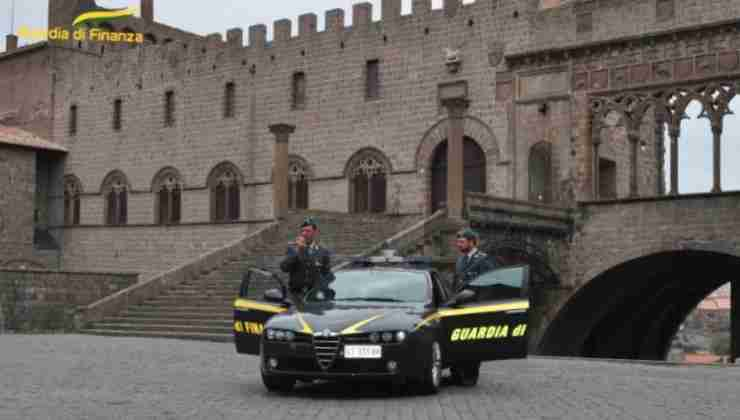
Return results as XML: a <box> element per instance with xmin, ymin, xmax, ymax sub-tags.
<box><xmin>54</xmin><ymin>0</ymin><xmax>540</xmax><ymax>222</ymax></box>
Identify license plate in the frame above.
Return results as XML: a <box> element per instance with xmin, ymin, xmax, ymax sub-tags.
<box><xmin>343</xmin><ymin>345</ymin><xmax>382</xmax><ymax>359</ymax></box>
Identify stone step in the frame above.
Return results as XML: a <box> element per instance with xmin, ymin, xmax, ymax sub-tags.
<box><xmin>147</xmin><ymin>296</ymin><xmax>236</xmax><ymax>305</ymax></box>
<box><xmin>79</xmin><ymin>329</ymin><xmax>232</xmax><ymax>343</ymax></box>
<box><xmin>92</xmin><ymin>323</ymin><xmax>233</xmax><ymax>334</ymax></box>
<box><xmin>101</xmin><ymin>317</ymin><xmax>232</xmax><ymax>327</ymax></box>
<box><xmin>127</xmin><ymin>304</ymin><xmax>234</xmax><ymax>314</ymax></box>
<box><xmin>118</xmin><ymin>310</ymin><xmax>234</xmax><ymax>320</ymax></box>
<box><xmin>163</xmin><ymin>290</ymin><xmax>238</xmax><ymax>298</ymax></box>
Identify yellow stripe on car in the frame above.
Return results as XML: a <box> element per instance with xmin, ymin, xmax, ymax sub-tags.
<box><xmin>415</xmin><ymin>300</ymin><xmax>529</xmax><ymax>329</ymax></box>
<box><xmin>233</xmin><ymin>298</ymin><xmax>287</xmax><ymax>314</ymax></box>
<box><xmin>340</xmin><ymin>314</ymin><xmax>386</xmax><ymax>335</ymax></box>
<box><xmin>296</xmin><ymin>312</ymin><xmax>314</xmax><ymax>334</ymax></box>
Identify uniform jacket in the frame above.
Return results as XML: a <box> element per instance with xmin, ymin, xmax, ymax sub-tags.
<box><xmin>453</xmin><ymin>249</ymin><xmax>496</xmax><ymax>292</ymax></box>
<box><xmin>279</xmin><ymin>242</ymin><xmax>333</xmax><ymax>295</ymax></box>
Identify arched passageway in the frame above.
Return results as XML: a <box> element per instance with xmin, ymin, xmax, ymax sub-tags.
<box><xmin>539</xmin><ymin>250</ymin><xmax>739</xmax><ymax>360</ymax></box>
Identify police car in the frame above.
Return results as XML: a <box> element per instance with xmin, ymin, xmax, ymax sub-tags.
<box><xmin>232</xmin><ymin>251</ymin><xmax>530</xmax><ymax>394</ymax></box>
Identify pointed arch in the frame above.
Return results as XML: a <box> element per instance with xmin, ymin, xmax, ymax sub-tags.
<box><xmin>345</xmin><ymin>148</ymin><xmax>392</xmax><ymax>213</ymax></box>
<box><xmin>206</xmin><ymin>161</ymin><xmax>243</xmax><ymax>222</ymax></box>
<box><xmin>152</xmin><ymin>166</ymin><xmax>184</xmax><ymax>225</ymax></box>
<box><xmin>529</xmin><ymin>141</ymin><xmax>553</xmax><ymax>204</ymax></box>
<box><xmin>100</xmin><ymin>170</ymin><xmax>129</xmax><ymax>225</ymax></box>
<box><xmin>64</xmin><ymin>174</ymin><xmax>83</xmax><ymax>226</ymax></box>
<box><xmin>288</xmin><ymin>154</ymin><xmax>313</xmax><ymax>210</ymax></box>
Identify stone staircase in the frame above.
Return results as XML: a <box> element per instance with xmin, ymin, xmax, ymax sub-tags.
<box><xmin>79</xmin><ymin>210</ymin><xmax>422</xmax><ymax>342</ymax></box>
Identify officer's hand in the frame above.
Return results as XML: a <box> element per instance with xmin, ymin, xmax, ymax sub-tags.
<box><xmin>295</xmin><ymin>235</ymin><xmax>306</xmax><ymax>250</ymax></box>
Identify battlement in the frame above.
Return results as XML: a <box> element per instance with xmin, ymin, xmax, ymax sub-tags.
<box><xmin>204</xmin><ymin>0</ymin><xmax>504</xmax><ymax>50</ymax></box>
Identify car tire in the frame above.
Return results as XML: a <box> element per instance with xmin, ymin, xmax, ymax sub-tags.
<box><xmin>262</xmin><ymin>372</ymin><xmax>295</xmax><ymax>392</ymax></box>
<box><xmin>450</xmin><ymin>361</ymin><xmax>480</xmax><ymax>387</ymax></box>
<box><xmin>417</xmin><ymin>341</ymin><xmax>442</xmax><ymax>395</ymax></box>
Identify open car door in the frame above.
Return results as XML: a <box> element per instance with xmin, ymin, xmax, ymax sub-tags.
<box><xmin>233</xmin><ymin>268</ymin><xmax>290</xmax><ymax>355</ymax></box>
<box><xmin>441</xmin><ymin>263</ymin><xmax>530</xmax><ymax>363</ymax></box>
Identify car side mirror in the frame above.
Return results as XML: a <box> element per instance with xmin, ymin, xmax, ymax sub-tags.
<box><xmin>447</xmin><ymin>289</ymin><xmax>475</xmax><ymax>307</ymax></box>
<box><xmin>264</xmin><ymin>288</ymin><xmax>286</xmax><ymax>303</ymax></box>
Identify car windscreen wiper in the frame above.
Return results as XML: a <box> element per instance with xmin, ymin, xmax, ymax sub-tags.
<box><xmin>334</xmin><ymin>297</ymin><xmax>406</xmax><ymax>303</ymax></box>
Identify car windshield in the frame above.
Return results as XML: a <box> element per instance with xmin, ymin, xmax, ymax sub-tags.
<box><xmin>305</xmin><ymin>270</ymin><xmax>428</xmax><ymax>304</ymax></box>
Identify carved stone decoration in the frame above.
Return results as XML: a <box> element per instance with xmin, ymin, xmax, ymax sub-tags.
<box><xmin>653</xmin><ymin>61</ymin><xmax>673</xmax><ymax>81</ymax></box>
<box><xmin>719</xmin><ymin>51</ymin><xmax>739</xmax><ymax>72</ymax></box>
<box><xmin>488</xmin><ymin>41</ymin><xmax>505</xmax><ymax>67</ymax></box>
<box><xmin>444</xmin><ymin>47</ymin><xmax>462</xmax><ymax>73</ymax></box>
<box><xmin>573</xmin><ymin>72</ymin><xmax>588</xmax><ymax>91</ymax></box>
<box><xmin>656</xmin><ymin>0</ymin><xmax>675</xmax><ymax>22</ymax></box>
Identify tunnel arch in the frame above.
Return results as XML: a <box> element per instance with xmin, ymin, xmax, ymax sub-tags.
<box><xmin>539</xmin><ymin>250</ymin><xmax>739</xmax><ymax>360</ymax></box>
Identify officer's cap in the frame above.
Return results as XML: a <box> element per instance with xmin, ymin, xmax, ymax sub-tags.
<box><xmin>456</xmin><ymin>228</ymin><xmax>479</xmax><ymax>241</ymax></box>
<box><xmin>301</xmin><ymin>216</ymin><xmax>318</xmax><ymax>229</ymax></box>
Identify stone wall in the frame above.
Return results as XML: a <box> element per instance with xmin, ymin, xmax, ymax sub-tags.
<box><xmin>51</xmin><ymin>0</ymin><xmax>533</xmax><ymax>225</ymax></box>
<box><xmin>0</xmin><ymin>45</ymin><xmax>53</xmax><ymax>139</ymax></box>
<box><xmin>0</xmin><ymin>145</ymin><xmax>36</xmax><ymax>268</ymax></box>
<box><xmin>0</xmin><ymin>269</ymin><xmax>137</xmax><ymax>331</ymax></box>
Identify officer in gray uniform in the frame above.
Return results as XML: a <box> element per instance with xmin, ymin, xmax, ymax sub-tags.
<box><xmin>280</xmin><ymin>217</ymin><xmax>333</xmax><ymax>297</ymax></box>
<box><xmin>453</xmin><ymin>228</ymin><xmax>495</xmax><ymax>292</ymax></box>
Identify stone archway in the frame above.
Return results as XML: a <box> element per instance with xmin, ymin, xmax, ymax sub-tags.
<box><xmin>416</xmin><ymin>116</ymin><xmax>500</xmax><ymax>214</ymax></box>
<box><xmin>430</xmin><ymin>137</ymin><xmax>487</xmax><ymax>212</ymax></box>
<box><xmin>539</xmin><ymin>249</ymin><xmax>740</xmax><ymax>360</ymax></box>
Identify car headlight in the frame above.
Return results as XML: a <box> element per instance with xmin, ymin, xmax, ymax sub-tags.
<box><xmin>265</xmin><ymin>329</ymin><xmax>297</xmax><ymax>341</ymax></box>
<box><xmin>396</xmin><ymin>331</ymin><xmax>407</xmax><ymax>342</ymax></box>
<box><xmin>381</xmin><ymin>332</ymin><xmax>394</xmax><ymax>343</ymax></box>
<box><xmin>369</xmin><ymin>332</ymin><xmax>380</xmax><ymax>343</ymax></box>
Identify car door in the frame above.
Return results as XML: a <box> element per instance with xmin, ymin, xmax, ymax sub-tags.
<box><xmin>233</xmin><ymin>268</ymin><xmax>290</xmax><ymax>355</ymax></box>
<box><xmin>440</xmin><ymin>264</ymin><xmax>530</xmax><ymax>363</ymax></box>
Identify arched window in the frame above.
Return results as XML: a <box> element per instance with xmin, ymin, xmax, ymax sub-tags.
<box><xmin>207</xmin><ymin>162</ymin><xmax>242</xmax><ymax>222</ymax></box>
<box><xmin>288</xmin><ymin>156</ymin><xmax>311</xmax><ymax>209</ymax></box>
<box><xmin>346</xmin><ymin>149</ymin><xmax>390</xmax><ymax>213</ymax></box>
<box><xmin>529</xmin><ymin>141</ymin><xmax>552</xmax><ymax>203</ymax></box>
<box><xmin>101</xmin><ymin>170</ymin><xmax>129</xmax><ymax>225</ymax></box>
<box><xmin>152</xmin><ymin>167</ymin><xmax>183</xmax><ymax>225</ymax></box>
<box><xmin>64</xmin><ymin>175</ymin><xmax>82</xmax><ymax>226</ymax></box>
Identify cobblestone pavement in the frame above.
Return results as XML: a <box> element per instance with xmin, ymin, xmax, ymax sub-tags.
<box><xmin>1</xmin><ymin>335</ymin><xmax>738</xmax><ymax>420</ymax></box>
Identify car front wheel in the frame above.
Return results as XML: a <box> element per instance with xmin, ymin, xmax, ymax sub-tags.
<box><xmin>450</xmin><ymin>361</ymin><xmax>480</xmax><ymax>387</ymax></box>
<box><xmin>417</xmin><ymin>341</ymin><xmax>442</xmax><ymax>394</ymax></box>
<box><xmin>261</xmin><ymin>371</ymin><xmax>295</xmax><ymax>392</ymax></box>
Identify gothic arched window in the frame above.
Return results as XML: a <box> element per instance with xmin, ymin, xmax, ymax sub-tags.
<box><xmin>208</xmin><ymin>162</ymin><xmax>242</xmax><ymax>222</ymax></box>
<box><xmin>64</xmin><ymin>175</ymin><xmax>82</xmax><ymax>226</ymax></box>
<box><xmin>346</xmin><ymin>149</ymin><xmax>390</xmax><ymax>213</ymax></box>
<box><xmin>288</xmin><ymin>156</ymin><xmax>311</xmax><ymax>210</ymax></box>
<box><xmin>529</xmin><ymin>141</ymin><xmax>553</xmax><ymax>203</ymax></box>
<box><xmin>101</xmin><ymin>170</ymin><xmax>129</xmax><ymax>225</ymax></box>
<box><xmin>152</xmin><ymin>167</ymin><xmax>183</xmax><ymax>225</ymax></box>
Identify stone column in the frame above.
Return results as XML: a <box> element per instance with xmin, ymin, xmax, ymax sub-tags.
<box><xmin>6</xmin><ymin>35</ymin><xmax>18</xmax><ymax>52</ymax></box>
<box><xmin>628</xmin><ymin>131</ymin><xmax>640</xmax><ymax>198</ymax></box>
<box><xmin>712</xmin><ymin>122</ymin><xmax>722</xmax><ymax>193</ymax></box>
<box><xmin>141</xmin><ymin>0</ymin><xmax>154</xmax><ymax>22</ymax></box>
<box><xmin>655</xmin><ymin>110</ymin><xmax>666</xmax><ymax>196</ymax></box>
<box><xmin>270</xmin><ymin>124</ymin><xmax>295</xmax><ymax>220</ymax></box>
<box><xmin>441</xmin><ymin>98</ymin><xmax>469</xmax><ymax>219</ymax></box>
<box><xmin>592</xmin><ymin>123</ymin><xmax>601</xmax><ymax>200</ymax></box>
<box><xmin>732</xmin><ymin>279</ymin><xmax>739</xmax><ymax>364</ymax></box>
<box><xmin>669</xmin><ymin>124</ymin><xmax>680</xmax><ymax>195</ymax></box>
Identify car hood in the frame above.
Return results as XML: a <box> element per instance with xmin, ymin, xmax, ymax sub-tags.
<box><xmin>266</xmin><ymin>302</ymin><xmax>426</xmax><ymax>334</ymax></box>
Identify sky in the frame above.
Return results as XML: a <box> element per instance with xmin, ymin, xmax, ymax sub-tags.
<box><xmin>2</xmin><ymin>0</ymin><xmax>739</xmax><ymax>193</ymax></box>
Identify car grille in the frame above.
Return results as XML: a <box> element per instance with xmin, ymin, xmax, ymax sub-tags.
<box><xmin>313</xmin><ymin>335</ymin><xmax>340</xmax><ymax>370</ymax></box>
